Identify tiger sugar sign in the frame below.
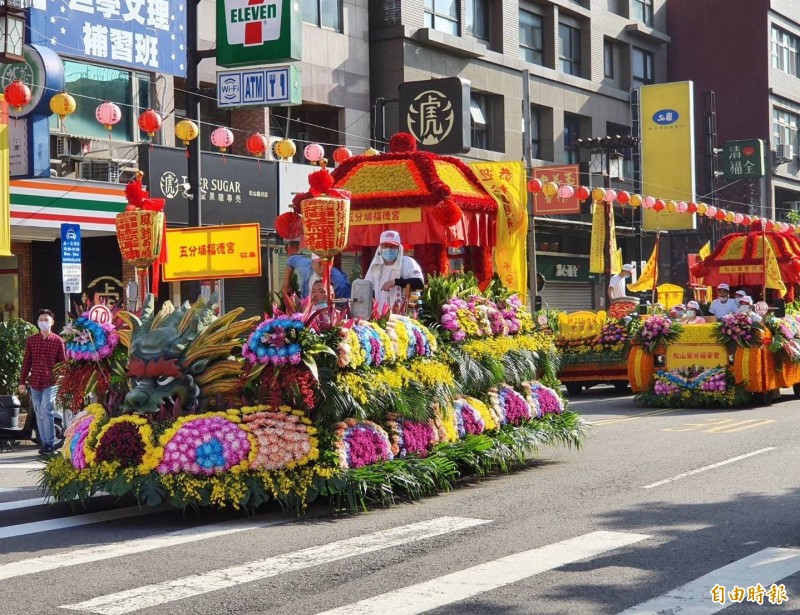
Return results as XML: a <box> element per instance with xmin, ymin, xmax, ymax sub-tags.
<box><xmin>558</xmin><ymin>310</ymin><xmax>607</xmax><ymax>340</ymax></box>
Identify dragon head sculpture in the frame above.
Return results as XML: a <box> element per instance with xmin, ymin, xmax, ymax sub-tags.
<box><xmin>117</xmin><ymin>294</ymin><xmax>259</xmax><ymax>418</ymax></box>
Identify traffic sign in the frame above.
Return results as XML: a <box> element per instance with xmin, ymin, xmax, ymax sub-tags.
<box><xmin>216</xmin><ymin>64</ymin><xmax>301</xmax><ymax>108</ymax></box>
<box><xmin>60</xmin><ymin>223</ymin><xmax>82</xmax><ymax>294</ymax></box>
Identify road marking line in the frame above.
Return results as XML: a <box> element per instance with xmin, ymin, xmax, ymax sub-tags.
<box><xmin>60</xmin><ymin>516</ymin><xmax>491</xmax><ymax>615</ymax></box>
<box><xmin>0</xmin><ymin>515</ymin><xmax>293</xmax><ymax>581</ymax></box>
<box><xmin>0</xmin><ymin>505</ymin><xmax>164</xmax><ymax>540</ymax></box>
<box><xmin>643</xmin><ymin>447</ymin><xmax>775</xmax><ymax>489</ymax></box>
<box><xmin>592</xmin><ymin>410</ymin><xmax>672</xmax><ymax>425</ymax></box>
<box><xmin>0</xmin><ymin>462</ymin><xmax>45</xmax><ymax>469</ymax></box>
<box><xmin>616</xmin><ymin>547</ymin><xmax>800</xmax><ymax>614</ymax></box>
<box><xmin>0</xmin><ymin>496</ymin><xmax>48</xmax><ymax>512</ymax></box>
<box><xmin>314</xmin><ymin>531</ymin><xmax>650</xmax><ymax>615</ymax></box>
<box><xmin>705</xmin><ymin>419</ymin><xmax>776</xmax><ymax>433</ymax></box>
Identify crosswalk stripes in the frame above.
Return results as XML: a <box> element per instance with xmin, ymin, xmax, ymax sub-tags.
<box><xmin>313</xmin><ymin>531</ymin><xmax>651</xmax><ymax>615</ymax></box>
<box><xmin>616</xmin><ymin>547</ymin><xmax>800</xmax><ymax>614</ymax></box>
<box><xmin>0</xmin><ymin>505</ymin><xmax>167</xmax><ymax>540</ymax></box>
<box><xmin>59</xmin><ymin>516</ymin><xmax>492</xmax><ymax>615</ymax></box>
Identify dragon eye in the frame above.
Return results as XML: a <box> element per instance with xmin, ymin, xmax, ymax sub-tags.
<box><xmin>156</xmin><ymin>375</ymin><xmax>175</xmax><ymax>386</ymax></box>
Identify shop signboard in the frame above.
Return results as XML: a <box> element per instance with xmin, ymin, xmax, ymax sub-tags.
<box><xmin>722</xmin><ymin>139</ymin><xmax>765</xmax><ymax>180</ymax></box>
<box><xmin>532</xmin><ymin>165</ymin><xmax>581</xmax><ymax>214</ymax></box>
<box><xmin>216</xmin><ymin>0</ymin><xmax>302</xmax><ymax>67</ymax></box>
<box><xmin>140</xmin><ymin>145</ymin><xmax>279</xmax><ymax>229</ymax></box>
<box><xmin>162</xmin><ymin>223</ymin><xmax>262</xmax><ymax>281</ymax></box>
<box><xmin>30</xmin><ymin>1</ymin><xmax>187</xmax><ymax>76</ymax></box>
<box><xmin>398</xmin><ymin>77</ymin><xmax>471</xmax><ymax>154</ymax></box>
<box><xmin>216</xmin><ymin>64</ymin><xmax>302</xmax><ymax>108</ymax></box>
<box><xmin>60</xmin><ymin>223</ymin><xmax>82</xmax><ymax>293</ymax></box>
<box><xmin>537</xmin><ymin>255</ymin><xmax>597</xmax><ymax>282</ymax></box>
<box><xmin>665</xmin><ymin>344</ymin><xmax>726</xmax><ymax>370</ymax></box>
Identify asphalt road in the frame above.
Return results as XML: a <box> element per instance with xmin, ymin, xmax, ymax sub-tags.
<box><xmin>1</xmin><ymin>388</ymin><xmax>799</xmax><ymax>614</ymax></box>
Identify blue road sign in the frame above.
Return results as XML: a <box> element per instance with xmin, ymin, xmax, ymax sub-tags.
<box><xmin>61</xmin><ymin>224</ymin><xmax>81</xmax><ymax>264</ymax></box>
<box><xmin>216</xmin><ymin>64</ymin><xmax>301</xmax><ymax>108</ymax></box>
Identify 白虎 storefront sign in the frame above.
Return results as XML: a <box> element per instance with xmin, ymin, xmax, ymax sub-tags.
<box><xmin>162</xmin><ymin>223</ymin><xmax>262</xmax><ymax>281</ymax></box>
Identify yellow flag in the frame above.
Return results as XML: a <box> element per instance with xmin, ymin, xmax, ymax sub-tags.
<box><xmin>698</xmin><ymin>241</ymin><xmax>711</xmax><ymax>260</ymax></box>
<box><xmin>469</xmin><ymin>162</ymin><xmax>528</xmax><ymax>296</ymax></box>
<box><xmin>764</xmin><ymin>237</ymin><xmax>787</xmax><ymax>296</ymax></box>
<box><xmin>0</xmin><ymin>95</ymin><xmax>10</xmax><ymax>257</ymax></box>
<box><xmin>589</xmin><ymin>201</ymin><xmax>606</xmax><ymax>274</ymax></box>
<box><xmin>628</xmin><ymin>242</ymin><xmax>658</xmax><ymax>292</ymax></box>
<box><xmin>611</xmin><ymin>248</ymin><xmax>623</xmax><ymax>275</ymax></box>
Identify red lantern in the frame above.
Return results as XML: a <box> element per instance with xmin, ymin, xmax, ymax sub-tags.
<box><xmin>616</xmin><ymin>190</ymin><xmax>630</xmax><ymax>205</ymax></box>
<box><xmin>332</xmin><ymin>147</ymin><xmax>352</xmax><ymax>164</ymax></box>
<box><xmin>300</xmin><ymin>196</ymin><xmax>351</xmax><ymax>259</ymax></box>
<box><xmin>690</xmin><ymin>262</ymin><xmax>708</xmax><ymax>279</ymax></box>
<box><xmin>715</xmin><ymin>209</ymin><xmax>726</xmax><ymax>221</ymax></box>
<box><xmin>743</xmin><ymin>215</ymin><xmax>752</xmax><ymax>226</ymax></box>
<box><xmin>575</xmin><ymin>185</ymin><xmax>590</xmax><ymax>201</ymax></box>
<box><xmin>687</xmin><ymin>202</ymin><xmax>698</xmax><ymax>213</ymax></box>
<box><xmin>653</xmin><ymin>199</ymin><xmax>665</xmax><ymax>212</ymax></box>
<box><xmin>246</xmin><ymin>133</ymin><xmax>269</xmax><ymax>157</ymax></box>
<box><xmin>275</xmin><ymin>212</ymin><xmax>304</xmax><ymax>241</ymax></box>
<box><xmin>137</xmin><ymin>108</ymin><xmax>162</xmax><ymax>138</ymax></box>
<box><xmin>766</xmin><ymin>220</ymin><xmax>776</xmax><ymax>231</ymax></box>
<box><xmin>527</xmin><ymin>178</ymin><xmax>543</xmax><ymax>193</ymax></box>
<box><xmin>4</xmin><ymin>80</ymin><xmax>31</xmax><ymax>111</ymax></box>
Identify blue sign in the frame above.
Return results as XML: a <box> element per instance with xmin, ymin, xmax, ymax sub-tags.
<box><xmin>216</xmin><ymin>65</ymin><xmax>302</xmax><ymax>108</ymax></box>
<box><xmin>61</xmin><ymin>224</ymin><xmax>82</xmax><ymax>264</ymax></box>
<box><xmin>33</xmin><ymin>0</ymin><xmax>188</xmax><ymax>77</ymax></box>
<box><xmin>652</xmin><ymin>109</ymin><xmax>680</xmax><ymax>126</ymax></box>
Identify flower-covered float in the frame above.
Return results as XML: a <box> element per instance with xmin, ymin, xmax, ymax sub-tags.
<box><xmin>42</xmin><ymin>274</ymin><xmax>584</xmax><ymax>512</ymax></box>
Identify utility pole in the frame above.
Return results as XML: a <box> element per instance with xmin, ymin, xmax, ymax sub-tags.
<box><xmin>522</xmin><ymin>70</ymin><xmax>539</xmax><ymax>312</ymax></box>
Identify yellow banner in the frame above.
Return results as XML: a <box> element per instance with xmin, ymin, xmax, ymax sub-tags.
<box><xmin>349</xmin><ymin>207</ymin><xmax>421</xmax><ymax>226</ymax></box>
<box><xmin>665</xmin><ymin>343</ymin><xmax>727</xmax><ymax>370</ymax></box>
<box><xmin>469</xmin><ymin>161</ymin><xmax>528</xmax><ymax>297</ymax></box>
<box><xmin>640</xmin><ymin>82</ymin><xmax>696</xmax><ymax>231</ymax></box>
<box><xmin>628</xmin><ymin>242</ymin><xmax>658</xmax><ymax>292</ymax></box>
<box><xmin>163</xmin><ymin>223</ymin><xmax>262</xmax><ymax>281</ymax></box>
<box><xmin>698</xmin><ymin>241</ymin><xmax>711</xmax><ymax>260</ymax></box>
<box><xmin>558</xmin><ymin>310</ymin><xmax>607</xmax><ymax>340</ymax></box>
<box><xmin>0</xmin><ymin>97</ymin><xmax>9</xmax><ymax>257</ymax></box>
<box><xmin>765</xmin><ymin>237</ymin><xmax>787</xmax><ymax>296</ymax></box>
<box><xmin>589</xmin><ymin>201</ymin><xmax>606</xmax><ymax>274</ymax></box>
<box><xmin>611</xmin><ymin>248</ymin><xmax>622</xmax><ymax>276</ymax></box>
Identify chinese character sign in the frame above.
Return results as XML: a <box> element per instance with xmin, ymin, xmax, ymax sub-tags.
<box><xmin>163</xmin><ymin>223</ymin><xmax>262</xmax><ymax>281</ymax></box>
<box><xmin>399</xmin><ymin>77</ymin><xmax>471</xmax><ymax>154</ymax></box>
<box><xmin>533</xmin><ymin>165</ymin><xmax>581</xmax><ymax>214</ymax></box>
<box><xmin>35</xmin><ymin>0</ymin><xmax>187</xmax><ymax>76</ymax></box>
<box><xmin>722</xmin><ymin>139</ymin><xmax>765</xmax><ymax>180</ymax></box>
<box><xmin>301</xmin><ymin>196</ymin><xmax>350</xmax><ymax>258</ymax></box>
<box><xmin>115</xmin><ymin>210</ymin><xmax>164</xmax><ymax>268</ymax></box>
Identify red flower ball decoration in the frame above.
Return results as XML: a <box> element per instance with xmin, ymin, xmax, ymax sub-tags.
<box><xmin>275</xmin><ymin>211</ymin><xmax>304</xmax><ymax>241</ymax></box>
<box><xmin>308</xmin><ymin>168</ymin><xmax>335</xmax><ymax>194</ymax></box>
<box><xmin>431</xmin><ymin>197</ymin><xmax>463</xmax><ymax>227</ymax></box>
<box><xmin>389</xmin><ymin>132</ymin><xmax>417</xmax><ymax>153</ymax></box>
<box><xmin>687</xmin><ymin>202</ymin><xmax>698</xmax><ymax>213</ymax></box>
<box><xmin>690</xmin><ymin>261</ymin><xmax>708</xmax><ymax>278</ymax></box>
<box><xmin>4</xmin><ymin>80</ymin><xmax>31</xmax><ymax>111</ymax></box>
<box><xmin>575</xmin><ymin>185</ymin><xmax>591</xmax><ymax>201</ymax></box>
<box><xmin>527</xmin><ymin>178</ymin><xmax>543</xmax><ymax>193</ymax></box>
<box><xmin>653</xmin><ymin>199</ymin><xmax>665</xmax><ymax>212</ymax></box>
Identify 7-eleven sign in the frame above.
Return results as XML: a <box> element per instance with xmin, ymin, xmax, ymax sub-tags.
<box><xmin>217</xmin><ymin>0</ymin><xmax>301</xmax><ymax>67</ymax></box>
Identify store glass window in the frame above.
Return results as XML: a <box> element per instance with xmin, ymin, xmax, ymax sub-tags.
<box><xmin>773</xmin><ymin>108</ymin><xmax>799</xmax><ymax>153</ymax></box>
<box><xmin>604</xmin><ymin>39</ymin><xmax>615</xmax><ymax>78</ymax></box>
<box><xmin>632</xmin><ymin>47</ymin><xmax>654</xmax><ymax>88</ymax></box>
<box><xmin>424</xmin><ymin>0</ymin><xmax>459</xmax><ymax>36</ymax></box>
<box><xmin>470</xmin><ymin>94</ymin><xmax>490</xmax><ymax>150</ymax></box>
<box><xmin>465</xmin><ymin>0</ymin><xmax>489</xmax><ymax>41</ymax></box>
<box><xmin>530</xmin><ymin>106</ymin><xmax>541</xmax><ymax>159</ymax></box>
<box><xmin>772</xmin><ymin>27</ymin><xmax>800</xmax><ymax>77</ymax></box>
<box><xmin>559</xmin><ymin>23</ymin><xmax>581</xmax><ymax>76</ymax></box>
<box><xmin>519</xmin><ymin>9</ymin><xmax>544</xmax><ymax>66</ymax></box>
<box><xmin>632</xmin><ymin>0</ymin><xmax>653</xmax><ymax>27</ymax></box>
<box><xmin>564</xmin><ymin>113</ymin><xmax>581</xmax><ymax>164</ymax></box>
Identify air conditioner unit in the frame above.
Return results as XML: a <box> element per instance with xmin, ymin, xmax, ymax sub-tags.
<box><xmin>79</xmin><ymin>160</ymin><xmax>121</xmax><ymax>183</ymax></box>
<box><xmin>776</xmin><ymin>143</ymin><xmax>794</xmax><ymax>161</ymax></box>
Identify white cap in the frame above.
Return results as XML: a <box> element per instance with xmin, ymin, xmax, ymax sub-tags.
<box><xmin>379</xmin><ymin>230</ymin><xmax>401</xmax><ymax>246</ymax></box>
<box><xmin>310</xmin><ymin>253</ymin><xmax>322</xmax><ymax>261</ymax></box>
<box><xmin>622</xmin><ymin>263</ymin><xmax>634</xmax><ymax>272</ymax></box>
<box><xmin>735</xmin><ymin>289</ymin><xmax>747</xmax><ymax>297</ymax></box>
<box><xmin>717</xmin><ymin>283</ymin><xmax>730</xmax><ymax>291</ymax></box>
<box><xmin>674</xmin><ymin>303</ymin><xmax>686</xmax><ymax>311</ymax></box>
<box><xmin>687</xmin><ymin>300</ymin><xmax>700</xmax><ymax>310</ymax></box>
<box><xmin>740</xmin><ymin>295</ymin><xmax>753</xmax><ymax>305</ymax></box>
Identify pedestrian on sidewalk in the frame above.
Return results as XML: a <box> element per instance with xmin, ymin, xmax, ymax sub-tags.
<box><xmin>18</xmin><ymin>309</ymin><xmax>65</xmax><ymax>455</ymax></box>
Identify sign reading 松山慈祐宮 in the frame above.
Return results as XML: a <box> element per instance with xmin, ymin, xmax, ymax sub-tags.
<box><xmin>216</xmin><ymin>0</ymin><xmax>301</xmax><ymax>68</ymax></box>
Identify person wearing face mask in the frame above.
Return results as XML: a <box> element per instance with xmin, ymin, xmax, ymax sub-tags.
<box><xmin>738</xmin><ymin>296</ymin><xmax>762</xmax><ymax>323</ymax></box>
<box><xmin>682</xmin><ymin>300</ymin><xmax>706</xmax><ymax>324</ymax></box>
<box><xmin>669</xmin><ymin>303</ymin><xmax>686</xmax><ymax>320</ymax></box>
<box><xmin>364</xmin><ymin>230</ymin><xmax>425</xmax><ymax>311</ymax></box>
<box><xmin>18</xmin><ymin>309</ymin><xmax>66</xmax><ymax>455</ymax></box>
<box><xmin>708</xmin><ymin>283</ymin><xmax>737</xmax><ymax>319</ymax></box>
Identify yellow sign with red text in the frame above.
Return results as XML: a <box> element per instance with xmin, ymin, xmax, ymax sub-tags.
<box><xmin>349</xmin><ymin>207</ymin><xmax>421</xmax><ymax>226</ymax></box>
<box><xmin>665</xmin><ymin>343</ymin><xmax>726</xmax><ymax>370</ymax></box>
<box><xmin>163</xmin><ymin>223</ymin><xmax>262</xmax><ymax>281</ymax></box>
<box><xmin>558</xmin><ymin>310</ymin><xmax>607</xmax><ymax>340</ymax></box>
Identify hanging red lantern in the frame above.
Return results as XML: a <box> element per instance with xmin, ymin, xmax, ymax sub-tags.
<box><xmin>715</xmin><ymin>209</ymin><xmax>726</xmax><ymax>221</ymax></box>
<box><xmin>332</xmin><ymin>146</ymin><xmax>352</xmax><ymax>164</ymax></box>
<box><xmin>766</xmin><ymin>220</ymin><xmax>776</xmax><ymax>231</ymax></box>
<box><xmin>246</xmin><ymin>132</ymin><xmax>269</xmax><ymax>157</ymax></box>
<box><xmin>527</xmin><ymin>178</ymin><xmax>543</xmax><ymax>193</ymax></box>
<box><xmin>4</xmin><ymin>80</ymin><xmax>31</xmax><ymax>112</ymax></box>
<box><xmin>690</xmin><ymin>261</ymin><xmax>708</xmax><ymax>279</ymax></box>
<box><xmin>616</xmin><ymin>190</ymin><xmax>630</xmax><ymax>205</ymax></box>
<box><xmin>275</xmin><ymin>212</ymin><xmax>304</xmax><ymax>241</ymax></box>
<box><xmin>575</xmin><ymin>185</ymin><xmax>591</xmax><ymax>201</ymax></box>
<box><xmin>743</xmin><ymin>215</ymin><xmax>752</xmax><ymax>226</ymax></box>
<box><xmin>687</xmin><ymin>202</ymin><xmax>698</xmax><ymax>213</ymax></box>
<box><xmin>137</xmin><ymin>108</ymin><xmax>162</xmax><ymax>138</ymax></box>
<box><xmin>96</xmin><ymin>101</ymin><xmax>122</xmax><ymax>132</ymax></box>
<box><xmin>653</xmin><ymin>199</ymin><xmax>665</xmax><ymax>212</ymax></box>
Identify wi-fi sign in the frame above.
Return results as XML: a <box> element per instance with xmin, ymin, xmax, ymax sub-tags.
<box><xmin>219</xmin><ymin>76</ymin><xmax>241</xmax><ymax>103</ymax></box>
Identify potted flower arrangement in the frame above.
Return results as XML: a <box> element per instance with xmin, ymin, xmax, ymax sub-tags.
<box><xmin>633</xmin><ymin>315</ymin><xmax>682</xmax><ymax>353</ymax></box>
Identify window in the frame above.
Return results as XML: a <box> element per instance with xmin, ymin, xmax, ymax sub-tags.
<box><xmin>773</xmin><ymin>108</ymin><xmax>799</xmax><ymax>153</ymax></box>
<box><xmin>530</xmin><ymin>106</ymin><xmax>541</xmax><ymax>159</ymax></box>
<box><xmin>772</xmin><ymin>27</ymin><xmax>800</xmax><ymax>77</ymax></box>
<box><xmin>470</xmin><ymin>94</ymin><xmax>490</xmax><ymax>150</ymax></box>
<box><xmin>50</xmin><ymin>61</ymin><xmax>141</xmax><ymax>141</ymax></box>
<box><xmin>604</xmin><ymin>40</ymin><xmax>614</xmax><ymax>78</ymax></box>
<box><xmin>465</xmin><ymin>0</ymin><xmax>489</xmax><ymax>41</ymax></box>
<box><xmin>424</xmin><ymin>0</ymin><xmax>459</xmax><ymax>36</ymax></box>
<box><xmin>519</xmin><ymin>9</ymin><xmax>544</xmax><ymax>66</ymax></box>
<box><xmin>632</xmin><ymin>47</ymin><xmax>654</xmax><ymax>88</ymax></box>
<box><xmin>563</xmin><ymin>114</ymin><xmax>581</xmax><ymax>164</ymax></box>
<box><xmin>632</xmin><ymin>0</ymin><xmax>653</xmax><ymax>27</ymax></box>
<box><xmin>301</xmin><ymin>0</ymin><xmax>342</xmax><ymax>31</ymax></box>
<box><xmin>559</xmin><ymin>23</ymin><xmax>581</xmax><ymax>76</ymax></box>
